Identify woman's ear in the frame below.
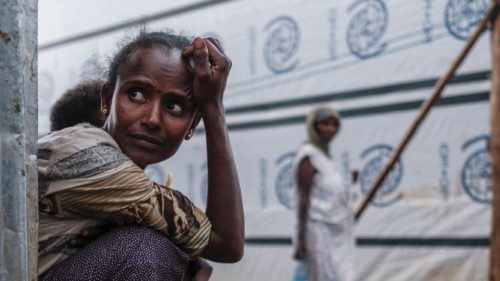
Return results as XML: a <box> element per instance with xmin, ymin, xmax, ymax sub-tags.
<box><xmin>185</xmin><ymin>111</ymin><xmax>202</xmax><ymax>140</ymax></box>
<box><xmin>100</xmin><ymin>83</ymin><xmax>113</xmax><ymax>115</ymax></box>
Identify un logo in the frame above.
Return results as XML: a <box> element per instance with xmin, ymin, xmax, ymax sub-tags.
<box><xmin>445</xmin><ymin>0</ymin><xmax>489</xmax><ymax>40</ymax></box>
<box><xmin>461</xmin><ymin>135</ymin><xmax>491</xmax><ymax>204</ymax></box>
<box><xmin>346</xmin><ymin>0</ymin><xmax>388</xmax><ymax>59</ymax></box>
<box><xmin>274</xmin><ymin>152</ymin><xmax>297</xmax><ymax>209</ymax></box>
<box><xmin>263</xmin><ymin>16</ymin><xmax>300</xmax><ymax>74</ymax></box>
<box><xmin>359</xmin><ymin>144</ymin><xmax>403</xmax><ymax>207</ymax></box>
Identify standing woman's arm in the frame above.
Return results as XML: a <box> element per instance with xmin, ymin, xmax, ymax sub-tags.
<box><xmin>295</xmin><ymin>156</ymin><xmax>316</xmax><ymax>260</ymax></box>
<box><xmin>183</xmin><ymin>37</ymin><xmax>244</xmax><ymax>262</ymax></box>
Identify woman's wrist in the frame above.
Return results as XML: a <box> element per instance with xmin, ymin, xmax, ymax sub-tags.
<box><xmin>199</xmin><ymin>102</ymin><xmax>224</xmax><ymax>119</ymax></box>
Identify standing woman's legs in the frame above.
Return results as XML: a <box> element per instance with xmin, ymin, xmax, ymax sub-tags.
<box><xmin>41</xmin><ymin>225</ymin><xmax>189</xmax><ymax>281</ymax></box>
<box><xmin>306</xmin><ymin>220</ymin><xmax>352</xmax><ymax>281</ymax></box>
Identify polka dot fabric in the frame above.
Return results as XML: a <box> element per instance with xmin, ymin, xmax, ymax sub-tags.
<box><xmin>41</xmin><ymin>226</ymin><xmax>189</xmax><ymax>281</ymax></box>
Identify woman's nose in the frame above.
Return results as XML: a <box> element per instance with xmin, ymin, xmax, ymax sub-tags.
<box><xmin>142</xmin><ymin>101</ymin><xmax>162</xmax><ymax>129</ymax></box>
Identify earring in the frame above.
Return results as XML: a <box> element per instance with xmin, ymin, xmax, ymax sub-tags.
<box><xmin>185</xmin><ymin>130</ymin><xmax>193</xmax><ymax>140</ymax></box>
<box><xmin>101</xmin><ymin>107</ymin><xmax>108</xmax><ymax>115</ymax></box>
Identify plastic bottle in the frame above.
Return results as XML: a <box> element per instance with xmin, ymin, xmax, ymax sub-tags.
<box><xmin>293</xmin><ymin>261</ymin><xmax>308</xmax><ymax>281</ymax></box>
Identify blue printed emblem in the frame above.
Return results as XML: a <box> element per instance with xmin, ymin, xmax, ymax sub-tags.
<box><xmin>445</xmin><ymin>0</ymin><xmax>489</xmax><ymax>40</ymax></box>
<box><xmin>346</xmin><ymin>0</ymin><xmax>388</xmax><ymax>59</ymax></box>
<box><xmin>461</xmin><ymin>135</ymin><xmax>491</xmax><ymax>204</ymax></box>
<box><xmin>274</xmin><ymin>152</ymin><xmax>297</xmax><ymax>209</ymax></box>
<box><xmin>263</xmin><ymin>16</ymin><xmax>300</xmax><ymax>74</ymax></box>
<box><xmin>359</xmin><ymin>144</ymin><xmax>403</xmax><ymax>207</ymax></box>
<box><xmin>259</xmin><ymin>159</ymin><xmax>269</xmax><ymax>208</ymax></box>
<box><xmin>438</xmin><ymin>143</ymin><xmax>451</xmax><ymax>200</ymax></box>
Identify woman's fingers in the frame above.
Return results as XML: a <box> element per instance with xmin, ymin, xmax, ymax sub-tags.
<box><xmin>183</xmin><ymin>37</ymin><xmax>230</xmax><ymax>74</ymax></box>
<box><xmin>204</xmin><ymin>39</ymin><xmax>230</xmax><ymax>72</ymax></box>
<box><xmin>68</xmin><ymin>237</ymin><xmax>92</xmax><ymax>248</ymax></box>
<box><xmin>182</xmin><ymin>36</ymin><xmax>231</xmax><ymax>107</ymax></box>
<box><xmin>68</xmin><ymin>225</ymin><xmax>110</xmax><ymax>248</ymax></box>
<box><xmin>191</xmin><ymin>258</ymin><xmax>213</xmax><ymax>281</ymax></box>
<box><xmin>192</xmin><ymin>37</ymin><xmax>211</xmax><ymax>78</ymax></box>
<box><xmin>294</xmin><ymin>248</ymin><xmax>306</xmax><ymax>260</ymax></box>
<box><xmin>293</xmin><ymin>239</ymin><xmax>306</xmax><ymax>260</ymax></box>
<box><xmin>182</xmin><ymin>43</ymin><xmax>194</xmax><ymax>57</ymax></box>
<box><xmin>183</xmin><ymin>37</ymin><xmax>223</xmax><ymax>58</ymax></box>
<box><xmin>205</xmin><ymin>37</ymin><xmax>223</xmax><ymax>53</ymax></box>
<box><xmin>80</xmin><ymin>225</ymin><xmax>109</xmax><ymax>238</ymax></box>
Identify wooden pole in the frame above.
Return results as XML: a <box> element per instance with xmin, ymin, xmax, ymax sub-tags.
<box><xmin>355</xmin><ymin>2</ymin><xmax>499</xmax><ymax>221</ymax></box>
<box><xmin>490</xmin><ymin>1</ymin><xmax>500</xmax><ymax>279</ymax></box>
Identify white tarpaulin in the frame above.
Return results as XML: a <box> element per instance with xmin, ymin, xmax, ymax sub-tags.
<box><xmin>39</xmin><ymin>0</ymin><xmax>492</xmax><ymax>280</ymax></box>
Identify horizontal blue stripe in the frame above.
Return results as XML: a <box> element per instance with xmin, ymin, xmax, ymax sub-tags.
<box><xmin>244</xmin><ymin>237</ymin><xmax>489</xmax><ymax>247</ymax></box>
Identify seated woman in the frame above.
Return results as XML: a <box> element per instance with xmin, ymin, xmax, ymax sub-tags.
<box><xmin>47</xmin><ymin>78</ymin><xmax>213</xmax><ymax>280</ymax></box>
<box><xmin>38</xmin><ymin>31</ymin><xmax>244</xmax><ymax>280</ymax></box>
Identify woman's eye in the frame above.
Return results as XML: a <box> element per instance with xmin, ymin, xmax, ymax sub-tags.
<box><xmin>129</xmin><ymin>90</ymin><xmax>146</xmax><ymax>102</ymax></box>
<box><xmin>165</xmin><ymin>101</ymin><xmax>183</xmax><ymax>113</ymax></box>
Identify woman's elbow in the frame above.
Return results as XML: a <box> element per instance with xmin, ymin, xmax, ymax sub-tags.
<box><xmin>224</xmin><ymin>239</ymin><xmax>244</xmax><ymax>262</ymax></box>
<box><xmin>205</xmin><ymin>231</ymin><xmax>244</xmax><ymax>262</ymax></box>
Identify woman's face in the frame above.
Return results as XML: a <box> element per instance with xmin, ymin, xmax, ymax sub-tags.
<box><xmin>103</xmin><ymin>46</ymin><xmax>196</xmax><ymax>168</ymax></box>
<box><xmin>315</xmin><ymin>117</ymin><xmax>340</xmax><ymax>143</ymax></box>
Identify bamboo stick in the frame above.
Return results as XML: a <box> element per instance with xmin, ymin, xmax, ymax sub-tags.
<box><xmin>490</xmin><ymin>1</ymin><xmax>500</xmax><ymax>279</ymax></box>
<box><xmin>355</xmin><ymin>2</ymin><xmax>499</xmax><ymax>221</ymax></box>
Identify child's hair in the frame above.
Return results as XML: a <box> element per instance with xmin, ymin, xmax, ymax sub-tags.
<box><xmin>106</xmin><ymin>30</ymin><xmax>191</xmax><ymax>93</ymax></box>
<box><xmin>50</xmin><ymin>80</ymin><xmax>104</xmax><ymax>131</ymax></box>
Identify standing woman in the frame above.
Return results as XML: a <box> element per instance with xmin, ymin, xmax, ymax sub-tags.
<box><xmin>38</xmin><ymin>31</ymin><xmax>243</xmax><ymax>280</ymax></box>
<box><xmin>293</xmin><ymin>106</ymin><xmax>354</xmax><ymax>281</ymax></box>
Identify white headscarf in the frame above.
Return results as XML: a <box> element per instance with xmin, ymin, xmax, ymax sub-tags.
<box><xmin>305</xmin><ymin>105</ymin><xmax>341</xmax><ymax>156</ymax></box>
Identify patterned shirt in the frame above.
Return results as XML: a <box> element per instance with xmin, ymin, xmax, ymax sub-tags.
<box><xmin>37</xmin><ymin>123</ymin><xmax>211</xmax><ymax>276</ymax></box>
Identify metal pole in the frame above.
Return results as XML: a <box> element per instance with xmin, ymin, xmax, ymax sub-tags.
<box><xmin>355</xmin><ymin>2</ymin><xmax>499</xmax><ymax>221</ymax></box>
<box><xmin>490</xmin><ymin>1</ymin><xmax>500</xmax><ymax>279</ymax></box>
<box><xmin>0</xmin><ymin>0</ymin><xmax>38</xmax><ymax>280</ymax></box>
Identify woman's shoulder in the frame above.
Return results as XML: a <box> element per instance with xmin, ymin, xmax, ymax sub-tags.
<box><xmin>40</xmin><ymin>123</ymin><xmax>115</xmax><ymax>144</ymax></box>
<box><xmin>294</xmin><ymin>143</ymin><xmax>331</xmax><ymax>170</ymax></box>
<box><xmin>293</xmin><ymin>143</ymin><xmax>319</xmax><ymax>165</ymax></box>
<box><xmin>296</xmin><ymin>143</ymin><xmax>321</xmax><ymax>157</ymax></box>
<box><xmin>38</xmin><ymin>123</ymin><xmax>122</xmax><ymax>165</ymax></box>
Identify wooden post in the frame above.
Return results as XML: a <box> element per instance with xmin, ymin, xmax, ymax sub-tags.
<box><xmin>0</xmin><ymin>0</ymin><xmax>38</xmax><ymax>279</ymax></box>
<box><xmin>490</xmin><ymin>1</ymin><xmax>500</xmax><ymax>279</ymax></box>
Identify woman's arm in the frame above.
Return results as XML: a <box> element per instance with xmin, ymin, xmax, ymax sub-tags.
<box><xmin>294</xmin><ymin>156</ymin><xmax>316</xmax><ymax>260</ymax></box>
<box><xmin>199</xmin><ymin>104</ymin><xmax>244</xmax><ymax>262</ymax></box>
<box><xmin>183</xmin><ymin>37</ymin><xmax>244</xmax><ymax>263</ymax></box>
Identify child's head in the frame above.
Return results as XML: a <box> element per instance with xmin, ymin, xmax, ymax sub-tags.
<box><xmin>101</xmin><ymin>31</ymin><xmax>199</xmax><ymax>168</ymax></box>
<box><xmin>50</xmin><ymin>79</ymin><xmax>105</xmax><ymax>131</ymax></box>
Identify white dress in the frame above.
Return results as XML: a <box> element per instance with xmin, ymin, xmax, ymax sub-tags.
<box><xmin>294</xmin><ymin>143</ymin><xmax>354</xmax><ymax>281</ymax></box>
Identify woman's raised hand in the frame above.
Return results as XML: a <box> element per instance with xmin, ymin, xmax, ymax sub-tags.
<box><xmin>181</xmin><ymin>37</ymin><xmax>243</xmax><ymax>263</ymax></box>
<box><xmin>182</xmin><ymin>37</ymin><xmax>231</xmax><ymax>110</ymax></box>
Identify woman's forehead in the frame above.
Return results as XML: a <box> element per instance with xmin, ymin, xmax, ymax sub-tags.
<box><xmin>120</xmin><ymin>46</ymin><xmax>192</xmax><ymax>83</ymax></box>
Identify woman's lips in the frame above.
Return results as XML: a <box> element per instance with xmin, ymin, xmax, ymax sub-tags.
<box><xmin>128</xmin><ymin>133</ymin><xmax>165</xmax><ymax>149</ymax></box>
